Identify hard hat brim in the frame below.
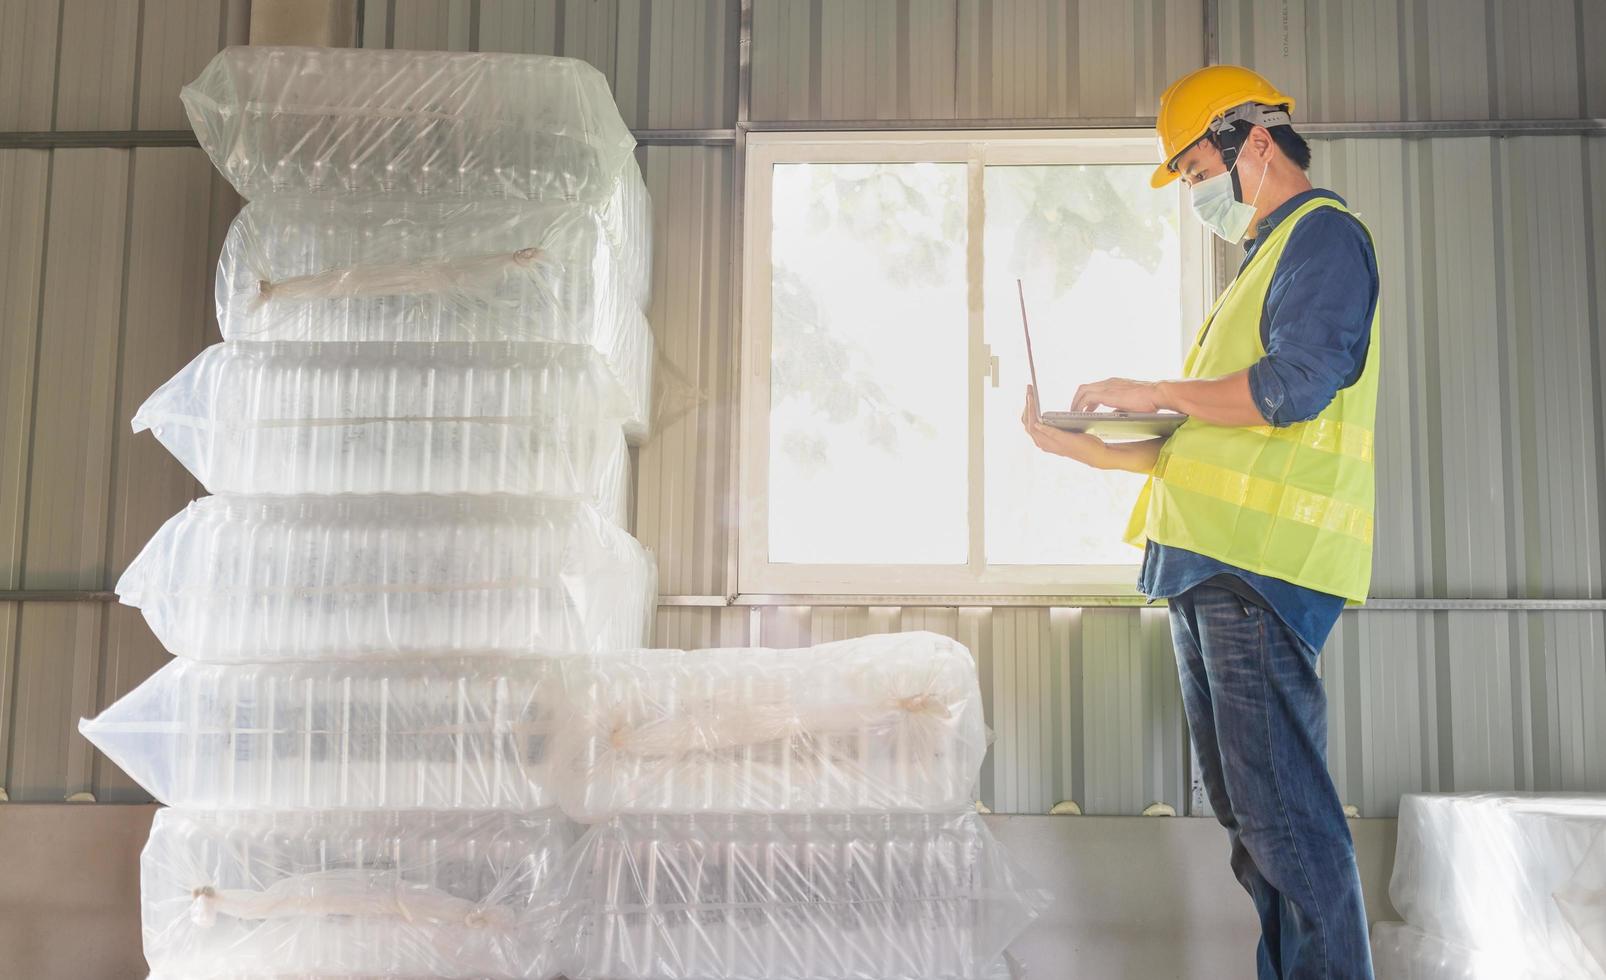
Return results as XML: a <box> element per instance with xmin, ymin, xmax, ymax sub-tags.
<box><xmin>1150</xmin><ymin>161</ymin><xmax>1180</xmax><ymax>189</ymax></box>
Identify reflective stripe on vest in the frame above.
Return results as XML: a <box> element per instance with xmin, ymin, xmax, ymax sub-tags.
<box><xmin>1124</xmin><ymin>197</ymin><xmax>1381</xmax><ymax>602</ymax></box>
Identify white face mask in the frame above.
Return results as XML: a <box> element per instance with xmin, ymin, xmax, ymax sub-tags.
<box><xmin>1189</xmin><ymin>156</ymin><xmax>1267</xmax><ymax>243</ymax></box>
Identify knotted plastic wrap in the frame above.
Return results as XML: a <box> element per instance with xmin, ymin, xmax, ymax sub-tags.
<box><xmin>136</xmin><ymin>342</ymin><xmax>635</xmax><ymax>510</ymax></box>
<box><xmin>215</xmin><ymin>197</ymin><xmax>653</xmax><ymax>428</ymax></box>
<box><xmin>141</xmin><ymin>809</ymin><xmax>575</xmax><ymax>979</ymax></box>
<box><xmin>1389</xmin><ymin>793</ymin><xmax>1606</xmax><ymax>978</ymax></box>
<box><xmin>116</xmin><ymin>494</ymin><xmax>656</xmax><ymax>661</ymax></box>
<box><xmin>556</xmin><ymin>811</ymin><xmax>1049</xmax><ymax>980</ymax></box>
<box><xmin>182</xmin><ymin>47</ymin><xmax>637</xmax><ymax>205</ymax></box>
<box><xmin>552</xmin><ymin>632</ymin><xmax>988</xmax><ymax>820</ymax></box>
<box><xmin>79</xmin><ymin>657</ymin><xmax>565</xmax><ymax>810</ymax></box>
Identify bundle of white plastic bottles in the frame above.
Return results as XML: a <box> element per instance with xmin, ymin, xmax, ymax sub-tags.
<box><xmin>1369</xmin><ymin>793</ymin><xmax>1606</xmax><ymax>979</ymax></box>
<box><xmin>81</xmin><ymin>46</ymin><xmax>1048</xmax><ymax>980</ymax></box>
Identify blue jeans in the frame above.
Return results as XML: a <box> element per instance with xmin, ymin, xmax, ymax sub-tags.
<box><xmin>1169</xmin><ymin>584</ymin><xmax>1373</xmax><ymax>980</ymax></box>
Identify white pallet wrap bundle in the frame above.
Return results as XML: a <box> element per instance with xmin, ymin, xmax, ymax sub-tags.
<box><xmin>81</xmin><ymin>657</ymin><xmax>566</xmax><ymax>811</ymax></box>
<box><xmin>138</xmin><ymin>341</ymin><xmax>635</xmax><ymax>511</ymax></box>
<box><xmin>1376</xmin><ymin>793</ymin><xmax>1606</xmax><ymax>979</ymax></box>
<box><xmin>116</xmin><ymin>494</ymin><xmax>655</xmax><ymax>662</ymax></box>
<box><xmin>82</xmin><ymin>44</ymin><xmax>1057</xmax><ymax>980</ymax></box>
<box><xmin>544</xmin><ymin>632</ymin><xmax>1048</xmax><ymax>977</ymax></box>
<box><xmin>183</xmin><ymin>45</ymin><xmax>654</xmax><ymax>438</ymax></box>
<box><xmin>552</xmin><ymin>632</ymin><xmax>989</xmax><ymax>820</ymax></box>
<box><xmin>213</xmin><ymin>196</ymin><xmax>651</xmax><ymax>437</ymax></box>
<box><xmin>182</xmin><ymin>46</ymin><xmax>640</xmax><ymax>206</ymax></box>
<box><xmin>82</xmin><ymin>44</ymin><xmax>662</xmax><ymax>980</ymax></box>
<box><xmin>554</xmin><ymin>810</ymin><xmax>1048</xmax><ymax>980</ymax></box>
<box><xmin>141</xmin><ymin>809</ymin><xmax>574</xmax><ymax>979</ymax></box>
<box><xmin>217</xmin><ymin>186</ymin><xmax>650</xmax><ymax>335</ymax></box>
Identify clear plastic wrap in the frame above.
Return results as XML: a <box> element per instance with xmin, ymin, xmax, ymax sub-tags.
<box><xmin>141</xmin><ymin>808</ymin><xmax>574</xmax><ymax>979</ymax></box>
<box><xmin>136</xmin><ymin>342</ymin><xmax>634</xmax><ymax>511</ymax></box>
<box><xmin>552</xmin><ymin>632</ymin><xmax>987</xmax><ymax>820</ymax></box>
<box><xmin>214</xmin><ymin>197</ymin><xmax>653</xmax><ymax>428</ymax></box>
<box><xmin>1558</xmin><ymin>819</ymin><xmax>1606</xmax><ymax>972</ymax></box>
<box><xmin>182</xmin><ymin>47</ymin><xmax>637</xmax><ymax>205</ymax></box>
<box><xmin>116</xmin><ymin>494</ymin><xmax>656</xmax><ymax>662</ymax></box>
<box><xmin>1368</xmin><ymin>922</ymin><xmax>1549</xmax><ymax>980</ymax></box>
<box><xmin>79</xmin><ymin>657</ymin><xmax>564</xmax><ymax>810</ymax></box>
<box><xmin>220</xmin><ymin>193</ymin><xmax>648</xmax><ymax>331</ymax></box>
<box><xmin>1389</xmin><ymin>793</ymin><xmax>1606</xmax><ymax>978</ymax></box>
<box><xmin>556</xmin><ymin>811</ymin><xmax>1049</xmax><ymax>980</ymax></box>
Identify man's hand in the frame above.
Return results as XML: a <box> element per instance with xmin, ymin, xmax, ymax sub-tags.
<box><xmin>1070</xmin><ymin>378</ymin><xmax>1166</xmax><ymax>414</ymax></box>
<box><xmin>1022</xmin><ymin>385</ymin><xmax>1108</xmax><ymax>466</ymax></box>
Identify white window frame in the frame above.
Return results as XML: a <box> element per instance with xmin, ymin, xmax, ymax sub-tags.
<box><xmin>739</xmin><ymin>131</ymin><xmax>1212</xmax><ymax>597</ymax></box>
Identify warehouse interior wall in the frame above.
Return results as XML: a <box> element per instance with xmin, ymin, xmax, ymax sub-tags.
<box><xmin>1</xmin><ymin>0</ymin><xmax>1603</xmax><ymax>824</ymax></box>
<box><xmin>1</xmin><ymin>0</ymin><xmax>249</xmax><ymax>805</ymax></box>
<box><xmin>1</xmin><ymin>2</ymin><xmax>1601</xmax><ymax>977</ymax></box>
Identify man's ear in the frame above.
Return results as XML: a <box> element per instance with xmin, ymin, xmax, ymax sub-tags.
<box><xmin>1248</xmin><ymin>125</ymin><xmax>1274</xmax><ymax>161</ymax></box>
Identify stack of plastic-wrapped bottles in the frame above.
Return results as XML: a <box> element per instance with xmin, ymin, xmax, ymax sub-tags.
<box><xmin>81</xmin><ymin>46</ymin><xmax>1048</xmax><ymax>980</ymax></box>
<box><xmin>547</xmin><ymin>630</ymin><xmax>1051</xmax><ymax>979</ymax></box>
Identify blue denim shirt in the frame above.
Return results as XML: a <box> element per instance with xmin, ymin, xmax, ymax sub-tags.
<box><xmin>1139</xmin><ymin>189</ymin><xmax>1380</xmax><ymax>654</ymax></box>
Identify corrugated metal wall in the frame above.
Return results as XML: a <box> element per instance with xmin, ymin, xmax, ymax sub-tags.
<box><xmin>1311</xmin><ymin>133</ymin><xmax>1606</xmax><ymax>816</ymax></box>
<box><xmin>750</xmin><ymin>0</ymin><xmax>1202</xmax><ymax>121</ymax></box>
<box><xmin>1217</xmin><ymin>0</ymin><xmax>1606</xmax><ymax>122</ymax></box>
<box><xmin>0</xmin><ymin>0</ymin><xmax>248</xmax><ymax>802</ymax></box>
<box><xmin>4</xmin><ymin>0</ymin><xmax>1602</xmax><ymax>817</ymax></box>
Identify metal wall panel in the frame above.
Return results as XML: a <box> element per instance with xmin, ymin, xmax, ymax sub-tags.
<box><xmin>1588</xmin><ymin>1</ymin><xmax>1606</xmax><ymax>118</ymax></box>
<box><xmin>478</xmin><ymin>0</ymin><xmax>620</xmax><ymax>74</ymax></box>
<box><xmin>750</xmin><ymin>0</ymin><xmax>960</xmax><ymax>121</ymax></box>
<box><xmin>92</xmin><ymin>149</ymin><xmax>229</xmax><ymax>801</ymax></box>
<box><xmin>9</xmin><ymin>149</ymin><xmax>127</xmax><ymax>799</ymax></box>
<box><xmin>1326</xmin><ymin>610</ymin><xmax>1606</xmax><ymax>818</ymax></box>
<box><xmin>1309</xmin><ymin>136</ymin><xmax>1606</xmax><ymax>600</ymax></box>
<box><xmin>745</xmin><ymin>604</ymin><xmax>1190</xmax><ymax>815</ymax></box>
<box><xmin>652</xmin><ymin>606</ymin><xmax>751</xmax><ymax>649</ymax></box>
<box><xmin>0</xmin><ymin>147</ymin><xmax>234</xmax><ymax>801</ymax></box>
<box><xmin>1498</xmin><ymin>137</ymin><xmax>1604</xmax><ymax>598</ymax></box>
<box><xmin>749</xmin><ymin>0</ymin><xmax>1204</xmax><ymax>122</ymax></box>
<box><xmin>0</xmin><ymin>0</ymin><xmax>62</xmax><ymax>131</ymax></box>
<box><xmin>1219</xmin><ymin>0</ymin><xmax>1602</xmax><ymax>122</ymax></box>
<box><xmin>956</xmin><ymin>0</ymin><xmax>1203</xmax><ymax>120</ymax></box>
<box><xmin>0</xmin><ymin>149</ymin><xmax>51</xmax><ymax>791</ymax></box>
<box><xmin>634</xmin><ymin>145</ymin><xmax>739</xmax><ymax>596</ymax></box>
<box><xmin>135</xmin><ymin>0</ymin><xmax>251</xmax><ymax>129</ymax></box>
<box><xmin>363</xmin><ymin>0</ymin><xmax>739</xmax><ymax>129</ymax></box>
<box><xmin>384</xmin><ymin>0</ymin><xmax>476</xmax><ymax>50</ymax></box>
<box><xmin>615</xmin><ymin>0</ymin><xmax>738</xmax><ymax>129</ymax></box>
<box><xmin>0</xmin><ymin>0</ymin><xmax>248</xmax><ymax>132</ymax></box>
<box><xmin>52</xmin><ymin>0</ymin><xmax>140</xmax><ymax>131</ymax></box>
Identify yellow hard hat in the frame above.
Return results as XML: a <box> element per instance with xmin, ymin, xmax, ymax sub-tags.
<box><xmin>1151</xmin><ymin>65</ymin><xmax>1296</xmax><ymax>188</ymax></box>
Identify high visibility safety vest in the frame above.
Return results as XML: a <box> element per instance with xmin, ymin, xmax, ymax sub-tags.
<box><xmin>1123</xmin><ymin>197</ymin><xmax>1381</xmax><ymax>603</ymax></box>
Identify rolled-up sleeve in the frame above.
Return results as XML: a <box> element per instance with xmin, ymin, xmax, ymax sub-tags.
<box><xmin>1246</xmin><ymin>210</ymin><xmax>1379</xmax><ymax>427</ymax></box>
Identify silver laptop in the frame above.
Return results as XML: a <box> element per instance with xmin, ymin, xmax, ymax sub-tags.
<box><xmin>1017</xmin><ymin>279</ymin><xmax>1187</xmax><ymax>442</ymax></box>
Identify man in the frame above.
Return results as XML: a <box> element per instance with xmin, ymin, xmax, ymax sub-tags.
<box><xmin>1022</xmin><ymin>65</ymin><xmax>1380</xmax><ymax>980</ymax></box>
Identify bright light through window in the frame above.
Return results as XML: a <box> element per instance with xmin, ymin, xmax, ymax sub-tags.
<box><xmin>984</xmin><ymin>164</ymin><xmax>1182</xmax><ymax>565</ymax></box>
<box><xmin>743</xmin><ymin>137</ymin><xmax>1193</xmax><ymax>594</ymax></box>
<box><xmin>768</xmin><ymin>162</ymin><xmax>969</xmax><ymax>565</ymax></box>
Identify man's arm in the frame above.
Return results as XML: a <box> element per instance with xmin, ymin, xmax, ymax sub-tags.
<box><xmin>1070</xmin><ymin>209</ymin><xmax>1378</xmax><ymax>428</ymax></box>
<box><xmin>1070</xmin><ymin>371</ymin><xmax>1267</xmax><ymax>427</ymax></box>
<box><xmin>1022</xmin><ymin>386</ymin><xmax>1166</xmax><ymax>473</ymax></box>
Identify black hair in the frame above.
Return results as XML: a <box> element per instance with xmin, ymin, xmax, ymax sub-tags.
<box><xmin>1205</xmin><ymin>117</ymin><xmax>1310</xmax><ymax>200</ymax></box>
<box><xmin>1209</xmin><ymin>118</ymin><xmax>1312</xmax><ymax>171</ymax></box>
